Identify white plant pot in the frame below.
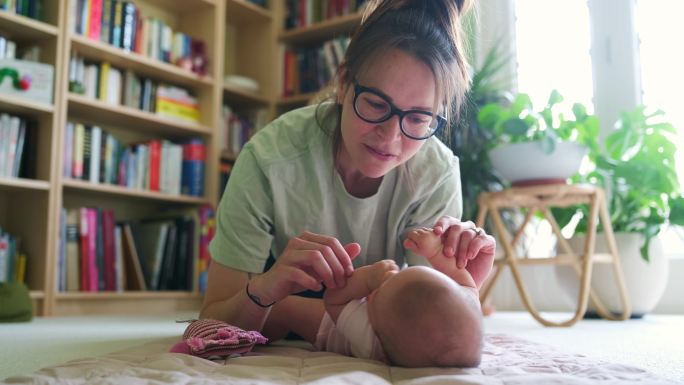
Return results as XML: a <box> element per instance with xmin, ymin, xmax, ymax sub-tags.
<box><xmin>488</xmin><ymin>141</ymin><xmax>587</xmax><ymax>186</ymax></box>
<box><xmin>555</xmin><ymin>232</ymin><xmax>669</xmax><ymax>317</ymax></box>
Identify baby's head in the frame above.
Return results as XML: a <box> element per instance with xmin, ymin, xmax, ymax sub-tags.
<box><xmin>368</xmin><ymin>266</ymin><xmax>482</xmax><ymax>367</ymax></box>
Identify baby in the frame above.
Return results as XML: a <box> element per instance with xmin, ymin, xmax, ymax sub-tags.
<box><xmin>314</xmin><ymin>227</ymin><xmax>485</xmax><ymax>367</ymax></box>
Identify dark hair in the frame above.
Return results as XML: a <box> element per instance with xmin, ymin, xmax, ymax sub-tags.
<box><xmin>318</xmin><ymin>0</ymin><xmax>472</xmax><ymax>160</ymax></box>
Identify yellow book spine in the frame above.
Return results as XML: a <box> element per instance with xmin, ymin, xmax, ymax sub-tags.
<box><xmin>15</xmin><ymin>253</ymin><xmax>26</xmax><ymax>284</ymax></box>
<box><xmin>99</xmin><ymin>62</ymin><xmax>110</xmax><ymax>102</ymax></box>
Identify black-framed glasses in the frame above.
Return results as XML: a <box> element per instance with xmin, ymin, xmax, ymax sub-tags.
<box><xmin>352</xmin><ymin>81</ymin><xmax>446</xmax><ymax>140</ymax></box>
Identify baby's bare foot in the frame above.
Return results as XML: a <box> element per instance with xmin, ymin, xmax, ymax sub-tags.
<box><xmin>404</xmin><ymin>227</ymin><xmax>442</xmax><ymax>259</ymax></box>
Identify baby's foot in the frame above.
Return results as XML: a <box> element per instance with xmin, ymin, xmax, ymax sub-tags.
<box><xmin>403</xmin><ymin>227</ymin><xmax>443</xmax><ymax>260</ymax></box>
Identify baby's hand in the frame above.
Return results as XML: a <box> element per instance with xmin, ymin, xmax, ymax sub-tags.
<box><xmin>403</xmin><ymin>227</ymin><xmax>443</xmax><ymax>260</ymax></box>
<box><xmin>369</xmin><ymin>260</ymin><xmax>399</xmax><ymax>289</ymax></box>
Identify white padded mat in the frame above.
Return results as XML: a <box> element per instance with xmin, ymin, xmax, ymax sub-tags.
<box><xmin>2</xmin><ymin>334</ymin><xmax>675</xmax><ymax>385</ymax></box>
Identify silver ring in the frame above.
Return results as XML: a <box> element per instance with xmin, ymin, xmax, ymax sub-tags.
<box><xmin>471</xmin><ymin>227</ymin><xmax>483</xmax><ymax>237</ymax></box>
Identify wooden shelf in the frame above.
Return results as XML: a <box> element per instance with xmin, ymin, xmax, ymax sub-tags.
<box><xmin>0</xmin><ymin>10</ymin><xmax>58</xmax><ymax>39</ymax></box>
<box><xmin>136</xmin><ymin>0</ymin><xmax>216</xmax><ymax>12</ymax></box>
<box><xmin>0</xmin><ymin>177</ymin><xmax>50</xmax><ymax>192</ymax></box>
<box><xmin>277</xmin><ymin>92</ymin><xmax>317</xmax><ymax>106</ymax></box>
<box><xmin>52</xmin><ymin>291</ymin><xmax>204</xmax><ymax>315</ymax></box>
<box><xmin>63</xmin><ymin>178</ymin><xmax>210</xmax><ymax>205</ymax></box>
<box><xmin>70</xmin><ymin>34</ymin><xmax>214</xmax><ymax>90</ymax></box>
<box><xmin>67</xmin><ymin>93</ymin><xmax>211</xmax><ymax>137</ymax></box>
<box><xmin>221</xmin><ymin>150</ymin><xmax>238</xmax><ymax>162</ymax></box>
<box><xmin>226</xmin><ymin>0</ymin><xmax>272</xmax><ymax>24</ymax></box>
<box><xmin>0</xmin><ymin>93</ymin><xmax>54</xmax><ymax>116</ymax></box>
<box><xmin>55</xmin><ymin>291</ymin><xmax>203</xmax><ymax>300</ymax></box>
<box><xmin>279</xmin><ymin>12</ymin><xmax>362</xmax><ymax>45</ymax></box>
<box><xmin>223</xmin><ymin>82</ymin><xmax>270</xmax><ymax>106</ymax></box>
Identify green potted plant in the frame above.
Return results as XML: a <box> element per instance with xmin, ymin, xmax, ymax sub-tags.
<box><xmin>439</xmin><ymin>42</ymin><xmax>511</xmax><ymax>221</ymax></box>
<box><xmin>477</xmin><ymin>90</ymin><xmax>601</xmax><ymax>186</ymax></box>
<box><xmin>554</xmin><ymin>106</ymin><xmax>684</xmax><ymax>316</ymax></box>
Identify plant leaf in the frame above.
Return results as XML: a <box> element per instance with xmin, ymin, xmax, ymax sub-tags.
<box><xmin>502</xmin><ymin>118</ymin><xmax>529</xmax><ymax>137</ymax></box>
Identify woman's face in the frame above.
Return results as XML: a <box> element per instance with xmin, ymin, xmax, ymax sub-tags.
<box><xmin>337</xmin><ymin>48</ymin><xmax>438</xmax><ymax>183</ymax></box>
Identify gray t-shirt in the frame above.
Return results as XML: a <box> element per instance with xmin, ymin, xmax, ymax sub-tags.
<box><xmin>209</xmin><ymin>104</ymin><xmax>462</xmax><ymax>273</ymax></box>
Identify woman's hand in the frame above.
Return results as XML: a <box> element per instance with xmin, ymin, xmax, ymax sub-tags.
<box><xmin>249</xmin><ymin>231</ymin><xmax>361</xmax><ymax>304</ymax></box>
<box><xmin>431</xmin><ymin>216</ymin><xmax>496</xmax><ymax>288</ymax></box>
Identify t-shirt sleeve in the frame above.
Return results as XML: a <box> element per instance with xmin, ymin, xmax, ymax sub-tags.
<box><xmin>209</xmin><ymin>146</ymin><xmax>274</xmax><ymax>273</ymax></box>
<box><xmin>403</xmin><ymin>157</ymin><xmax>463</xmax><ymax>266</ymax></box>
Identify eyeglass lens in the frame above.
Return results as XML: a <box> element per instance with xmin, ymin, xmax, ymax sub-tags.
<box><xmin>355</xmin><ymin>91</ymin><xmax>438</xmax><ymax>139</ymax></box>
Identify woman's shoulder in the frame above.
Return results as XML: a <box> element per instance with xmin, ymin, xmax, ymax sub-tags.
<box><xmin>244</xmin><ymin>104</ymin><xmax>334</xmax><ymax>165</ymax></box>
<box><xmin>410</xmin><ymin>137</ymin><xmax>460</xmax><ymax>178</ymax></box>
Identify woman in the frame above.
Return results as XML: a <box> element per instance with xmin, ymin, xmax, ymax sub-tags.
<box><xmin>201</xmin><ymin>0</ymin><xmax>496</xmax><ymax>344</ymax></box>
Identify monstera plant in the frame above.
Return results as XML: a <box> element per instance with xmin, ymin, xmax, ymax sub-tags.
<box><xmin>554</xmin><ymin>106</ymin><xmax>684</xmax><ymax>262</ymax></box>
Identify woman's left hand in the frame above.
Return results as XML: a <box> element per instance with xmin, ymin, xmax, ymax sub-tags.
<box><xmin>432</xmin><ymin>216</ymin><xmax>496</xmax><ymax>288</ymax></box>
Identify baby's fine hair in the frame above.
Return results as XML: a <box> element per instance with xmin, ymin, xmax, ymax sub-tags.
<box><xmin>378</xmin><ymin>276</ymin><xmax>483</xmax><ymax>367</ymax></box>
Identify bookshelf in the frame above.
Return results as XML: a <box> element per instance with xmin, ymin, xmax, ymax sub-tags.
<box><xmin>0</xmin><ymin>1</ymin><xmax>64</xmax><ymax>316</ymax></box>
<box><xmin>0</xmin><ymin>0</ymin><xmax>365</xmax><ymax>316</ymax></box>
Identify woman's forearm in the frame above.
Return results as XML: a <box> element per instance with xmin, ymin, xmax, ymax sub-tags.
<box><xmin>200</xmin><ymin>283</ymin><xmax>273</xmax><ymax>331</ymax></box>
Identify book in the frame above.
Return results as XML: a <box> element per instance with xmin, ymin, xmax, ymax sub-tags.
<box><xmin>134</xmin><ymin>220</ymin><xmax>171</xmax><ymax>290</ymax></box>
<box><xmin>65</xmin><ymin>208</ymin><xmax>81</xmax><ymax>292</ymax></box>
<box><xmin>181</xmin><ymin>139</ymin><xmax>206</xmax><ymax>197</ymax></box>
<box><xmin>102</xmin><ymin>209</ymin><xmax>116</xmax><ymax>291</ymax></box>
<box><xmin>121</xmin><ymin>223</ymin><xmax>146</xmax><ymax>290</ymax></box>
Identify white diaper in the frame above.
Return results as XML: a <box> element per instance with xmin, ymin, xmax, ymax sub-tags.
<box><xmin>314</xmin><ymin>298</ymin><xmax>388</xmax><ymax>363</ymax></box>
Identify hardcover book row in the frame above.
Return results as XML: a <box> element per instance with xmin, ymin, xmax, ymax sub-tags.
<box><xmin>71</xmin><ymin>0</ymin><xmax>209</xmax><ymax>76</ymax></box>
<box><xmin>58</xmin><ymin>205</ymin><xmax>215</xmax><ymax>292</ymax></box>
<box><xmin>63</xmin><ymin>122</ymin><xmax>207</xmax><ymax>197</ymax></box>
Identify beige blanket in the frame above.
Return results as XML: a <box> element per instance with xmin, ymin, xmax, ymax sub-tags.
<box><xmin>2</xmin><ymin>334</ymin><xmax>673</xmax><ymax>384</ymax></box>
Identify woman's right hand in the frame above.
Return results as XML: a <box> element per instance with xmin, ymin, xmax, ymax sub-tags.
<box><xmin>248</xmin><ymin>231</ymin><xmax>361</xmax><ymax>305</ymax></box>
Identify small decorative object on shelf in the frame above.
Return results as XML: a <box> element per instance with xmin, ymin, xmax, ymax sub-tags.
<box><xmin>0</xmin><ymin>59</ymin><xmax>53</xmax><ymax>104</ymax></box>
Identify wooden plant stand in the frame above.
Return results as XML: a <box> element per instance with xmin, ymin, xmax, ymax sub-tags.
<box><xmin>476</xmin><ymin>184</ymin><xmax>631</xmax><ymax>326</ymax></box>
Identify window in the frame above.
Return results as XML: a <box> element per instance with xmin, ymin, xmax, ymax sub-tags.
<box><xmin>510</xmin><ymin>0</ymin><xmax>684</xmax><ymax>257</ymax></box>
<box><xmin>636</xmin><ymin>0</ymin><xmax>684</xmax><ymax>186</ymax></box>
<box><xmin>514</xmin><ymin>0</ymin><xmax>594</xmax><ymax>111</ymax></box>
<box><xmin>635</xmin><ymin>0</ymin><xmax>684</xmax><ymax>255</ymax></box>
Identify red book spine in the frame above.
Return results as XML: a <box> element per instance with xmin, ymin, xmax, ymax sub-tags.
<box><xmin>89</xmin><ymin>0</ymin><xmax>103</xmax><ymax>40</ymax></box>
<box><xmin>103</xmin><ymin>209</ymin><xmax>116</xmax><ymax>291</ymax></box>
<box><xmin>149</xmin><ymin>139</ymin><xmax>161</xmax><ymax>191</ymax></box>
<box><xmin>87</xmin><ymin>208</ymin><xmax>99</xmax><ymax>292</ymax></box>
<box><xmin>79</xmin><ymin>208</ymin><xmax>89</xmax><ymax>291</ymax></box>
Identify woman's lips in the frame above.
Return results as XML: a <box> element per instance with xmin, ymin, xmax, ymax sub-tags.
<box><xmin>364</xmin><ymin>144</ymin><xmax>396</xmax><ymax>161</ymax></box>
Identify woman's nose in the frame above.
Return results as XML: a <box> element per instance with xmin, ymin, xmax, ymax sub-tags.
<box><xmin>376</xmin><ymin>114</ymin><xmax>402</xmax><ymax>140</ymax></box>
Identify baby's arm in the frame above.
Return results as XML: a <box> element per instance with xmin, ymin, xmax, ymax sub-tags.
<box><xmin>323</xmin><ymin>260</ymin><xmax>398</xmax><ymax>323</ymax></box>
<box><xmin>404</xmin><ymin>227</ymin><xmax>477</xmax><ymax>289</ymax></box>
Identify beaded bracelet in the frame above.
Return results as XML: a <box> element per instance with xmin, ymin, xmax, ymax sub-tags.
<box><xmin>245</xmin><ymin>282</ymin><xmax>276</xmax><ymax>308</ymax></box>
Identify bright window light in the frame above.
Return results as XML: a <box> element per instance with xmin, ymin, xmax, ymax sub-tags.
<box><xmin>514</xmin><ymin>0</ymin><xmax>594</xmax><ymax>112</ymax></box>
<box><xmin>636</xmin><ymin>0</ymin><xmax>684</xmax><ymax>255</ymax></box>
